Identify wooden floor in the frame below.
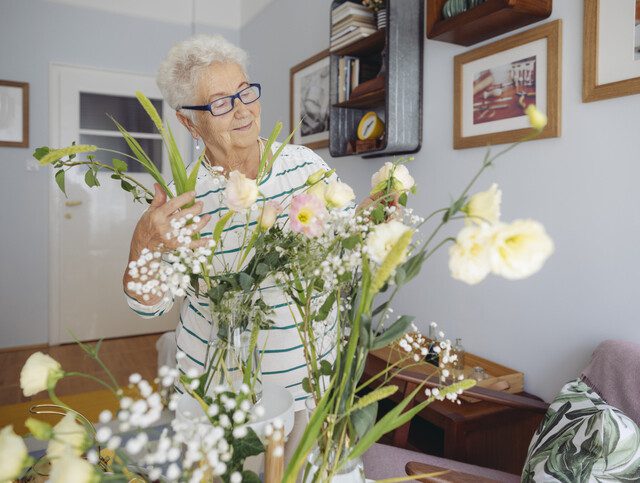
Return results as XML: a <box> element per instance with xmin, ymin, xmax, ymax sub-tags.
<box><xmin>0</xmin><ymin>333</ymin><xmax>159</xmax><ymax>406</ymax></box>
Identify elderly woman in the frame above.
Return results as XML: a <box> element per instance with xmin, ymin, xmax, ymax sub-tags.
<box><xmin>123</xmin><ymin>35</ymin><xmax>362</xmax><ymax>433</ymax></box>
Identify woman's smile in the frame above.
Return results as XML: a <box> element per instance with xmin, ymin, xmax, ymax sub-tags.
<box><xmin>233</xmin><ymin>120</ymin><xmax>253</xmax><ymax>131</ymax></box>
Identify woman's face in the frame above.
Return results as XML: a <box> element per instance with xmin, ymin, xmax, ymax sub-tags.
<box><xmin>190</xmin><ymin>62</ymin><xmax>261</xmax><ymax>151</ymax></box>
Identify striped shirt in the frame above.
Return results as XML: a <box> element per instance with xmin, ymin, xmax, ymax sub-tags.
<box><xmin>127</xmin><ymin>142</ymin><xmax>348</xmax><ymax>410</ymax></box>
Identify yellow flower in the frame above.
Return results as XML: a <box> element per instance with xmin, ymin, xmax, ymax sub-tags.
<box><xmin>525</xmin><ymin>105</ymin><xmax>547</xmax><ymax>131</ymax></box>
<box><xmin>306</xmin><ymin>181</ymin><xmax>327</xmax><ymax>201</ymax></box>
<box><xmin>490</xmin><ymin>219</ymin><xmax>554</xmax><ymax>280</ymax></box>
<box><xmin>448</xmin><ymin>224</ymin><xmax>493</xmax><ymax>285</ymax></box>
<box><xmin>464</xmin><ymin>183</ymin><xmax>501</xmax><ymax>225</ymax></box>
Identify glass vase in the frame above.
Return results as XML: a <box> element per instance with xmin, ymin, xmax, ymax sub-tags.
<box><xmin>204</xmin><ymin>293</ymin><xmax>262</xmax><ymax>402</ymax></box>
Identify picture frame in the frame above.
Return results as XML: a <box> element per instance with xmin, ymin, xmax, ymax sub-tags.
<box><xmin>583</xmin><ymin>0</ymin><xmax>640</xmax><ymax>102</ymax></box>
<box><xmin>0</xmin><ymin>80</ymin><xmax>29</xmax><ymax>148</ymax></box>
<box><xmin>453</xmin><ymin>20</ymin><xmax>561</xmax><ymax>149</ymax></box>
<box><xmin>290</xmin><ymin>49</ymin><xmax>330</xmax><ymax>150</ymax></box>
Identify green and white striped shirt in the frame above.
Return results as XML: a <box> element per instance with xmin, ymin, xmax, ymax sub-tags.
<box><xmin>127</xmin><ymin>142</ymin><xmax>347</xmax><ymax>409</ymax></box>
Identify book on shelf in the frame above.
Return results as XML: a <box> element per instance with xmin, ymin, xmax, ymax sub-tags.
<box><xmin>337</xmin><ymin>55</ymin><xmax>362</xmax><ymax>103</ymax></box>
<box><xmin>330</xmin><ymin>29</ymin><xmax>376</xmax><ymax>51</ymax></box>
<box><xmin>332</xmin><ymin>3</ymin><xmax>374</xmax><ymax>24</ymax></box>
<box><xmin>332</xmin><ymin>17</ymin><xmax>376</xmax><ymax>33</ymax></box>
<box><xmin>331</xmin><ymin>24</ymin><xmax>377</xmax><ymax>43</ymax></box>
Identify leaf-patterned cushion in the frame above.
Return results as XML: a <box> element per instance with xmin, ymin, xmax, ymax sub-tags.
<box><xmin>522</xmin><ymin>379</ymin><xmax>640</xmax><ymax>482</ymax></box>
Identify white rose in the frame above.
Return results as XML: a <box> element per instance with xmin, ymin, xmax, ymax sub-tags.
<box><xmin>0</xmin><ymin>426</ymin><xmax>30</xmax><ymax>482</ymax></box>
<box><xmin>49</xmin><ymin>450</ymin><xmax>97</xmax><ymax>483</ymax></box>
<box><xmin>448</xmin><ymin>224</ymin><xmax>493</xmax><ymax>285</ymax></box>
<box><xmin>306</xmin><ymin>181</ymin><xmax>327</xmax><ymax>202</ymax></box>
<box><xmin>464</xmin><ymin>183</ymin><xmax>502</xmax><ymax>225</ymax></box>
<box><xmin>47</xmin><ymin>412</ymin><xmax>87</xmax><ymax>459</ymax></box>
<box><xmin>489</xmin><ymin>219</ymin><xmax>553</xmax><ymax>280</ymax></box>
<box><xmin>324</xmin><ymin>181</ymin><xmax>355</xmax><ymax>209</ymax></box>
<box><xmin>366</xmin><ymin>220</ymin><xmax>412</xmax><ymax>265</ymax></box>
<box><xmin>20</xmin><ymin>352</ymin><xmax>64</xmax><ymax>397</ymax></box>
<box><xmin>258</xmin><ymin>201</ymin><xmax>282</xmax><ymax>231</ymax></box>
<box><xmin>223</xmin><ymin>170</ymin><xmax>259</xmax><ymax>212</ymax></box>
<box><xmin>370</xmin><ymin>162</ymin><xmax>415</xmax><ymax>195</ymax></box>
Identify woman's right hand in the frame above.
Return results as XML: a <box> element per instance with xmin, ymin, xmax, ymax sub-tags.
<box><xmin>123</xmin><ymin>184</ymin><xmax>211</xmax><ymax>303</ymax></box>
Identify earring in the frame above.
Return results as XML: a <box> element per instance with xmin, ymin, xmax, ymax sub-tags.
<box><xmin>195</xmin><ymin>138</ymin><xmax>201</xmax><ymax>151</ymax></box>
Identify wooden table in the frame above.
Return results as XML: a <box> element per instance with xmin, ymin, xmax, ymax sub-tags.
<box><xmin>363</xmin><ymin>349</ymin><xmax>546</xmax><ymax>475</ymax></box>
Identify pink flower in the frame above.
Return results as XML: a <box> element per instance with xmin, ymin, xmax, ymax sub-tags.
<box><xmin>289</xmin><ymin>194</ymin><xmax>327</xmax><ymax>237</ymax></box>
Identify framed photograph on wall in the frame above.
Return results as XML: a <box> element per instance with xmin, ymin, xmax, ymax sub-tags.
<box><xmin>290</xmin><ymin>49</ymin><xmax>330</xmax><ymax>149</ymax></box>
<box><xmin>583</xmin><ymin>0</ymin><xmax>640</xmax><ymax>102</ymax></box>
<box><xmin>454</xmin><ymin>20</ymin><xmax>561</xmax><ymax>149</ymax></box>
<box><xmin>0</xmin><ymin>80</ymin><xmax>29</xmax><ymax>148</ymax></box>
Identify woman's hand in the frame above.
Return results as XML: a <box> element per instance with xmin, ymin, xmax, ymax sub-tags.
<box><xmin>123</xmin><ymin>184</ymin><xmax>211</xmax><ymax>303</ymax></box>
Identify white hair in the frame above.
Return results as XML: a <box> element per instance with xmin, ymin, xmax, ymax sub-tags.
<box><xmin>156</xmin><ymin>34</ymin><xmax>249</xmax><ymax>113</ymax></box>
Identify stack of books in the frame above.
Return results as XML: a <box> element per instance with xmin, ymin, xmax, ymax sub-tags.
<box><xmin>337</xmin><ymin>57</ymin><xmax>380</xmax><ymax>103</ymax></box>
<box><xmin>330</xmin><ymin>1</ymin><xmax>376</xmax><ymax>52</ymax></box>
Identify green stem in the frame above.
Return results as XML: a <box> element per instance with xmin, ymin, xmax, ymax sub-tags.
<box><xmin>64</xmin><ymin>372</ymin><xmax>120</xmax><ymax>395</ymax></box>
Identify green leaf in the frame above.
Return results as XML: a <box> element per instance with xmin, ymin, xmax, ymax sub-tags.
<box><xmin>342</xmin><ymin>235</ymin><xmax>360</xmax><ymax>250</ymax></box>
<box><xmin>395</xmin><ymin>266</ymin><xmax>407</xmax><ymax>286</ymax></box>
<box><xmin>371</xmin><ymin>205</ymin><xmax>385</xmax><ymax>224</ymax></box>
<box><xmin>398</xmin><ymin>192</ymin><xmax>408</xmax><ymax>207</ymax></box>
<box><xmin>84</xmin><ymin>168</ymin><xmax>99</xmax><ymax>188</ymax></box>
<box><xmin>186</xmin><ymin>153</ymin><xmax>204</xmax><ymax>192</ymax></box>
<box><xmin>302</xmin><ymin>377</ymin><xmax>312</xmax><ymax>394</ymax></box>
<box><xmin>33</xmin><ymin>146</ymin><xmax>50</xmax><ymax>161</ymax></box>
<box><xmin>319</xmin><ymin>360</ymin><xmax>333</xmax><ymax>376</ymax></box>
<box><xmin>233</xmin><ymin>427</ymin><xmax>264</xmax><ymax>460</ymax></box>
<box><xmin>39</xmin><ymin>144</ymin><xmax>97</xmax><ymax>166</ymax></box>
<box><xmin>255</xmin><ymin>263</ymin><xmax>269</xmax><ymax>276</ymax></box>
<box><xmin>370</xmin><ymin>315</ymin><xmax>414</xmax><ymax>350</ymax></box>
<box><xmin>240</xmin><ymin>471</ymin><xmax>261</xmax><ymax>483</ymax></box>
<box><xmin>313</xmin><ymin>291</ymin><xmax>336</xmax><ymax>322</ymax></box>
<box><xmin>257</xmin><ymin>122</ymin><xmax>283</xmax><ymax>182</ymax></box>
<box><xmin>112</xmin><ymin>158</ymin><xmax>128</xmax><ymax>172</ymax></box>
<box><xmin>239</xmin><ymin>272</ymin><xmax>254</xmax><ymax>291</ymax></box>
<box><xmin>401</xmin><ymin>251</ymin><xmax>427</xmax><ymax>285</ymax></box>
<box><xmin>370</xmin><ymin>229</ymin><xmax>414</xmax><ymax>296</ymax></box>
<box><xmin>121</xmin><ymin>180</ymin><xmax>135</xmax><ymax>192</ymax></box>
<box><xmin>54</xmin><ymin>169</ymin><xmax>66</xmax><ymax>196</ymax></box>
<box><xmin>350</xmin><ymin>402</ymin><xmax>378</xmax><ymax>440</ymax></box>
<box><xmin>213</xmin><ymin>211</ymin><xmax>234</xmax><ymax>247</ymax></box>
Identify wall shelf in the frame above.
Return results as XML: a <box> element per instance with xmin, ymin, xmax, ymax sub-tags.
<box><xmin>332</xmin><ymin>88</ymin><xmax>385</xmax><ymax>109</ymax></box>
<box><xmin>426</xmin><ymin>0</ymin><xmax>552</xmax><ymax>47</ymax></box>
<box><xmin>329</xmin><ymin>0</ymin><xmax>423</xmax><ymax>158</ymax></box>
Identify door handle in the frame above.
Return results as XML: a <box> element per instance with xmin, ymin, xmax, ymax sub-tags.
<box><xmin>65</xmin><ymin>200</ymin><xmax>82</xmax><ymax>207</ymax></box>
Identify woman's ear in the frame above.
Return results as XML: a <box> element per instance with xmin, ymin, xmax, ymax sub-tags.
<box><xmin>176</xmin><ymin>111</ymin><xmax>199</xmax><ymax>139</ymax></box>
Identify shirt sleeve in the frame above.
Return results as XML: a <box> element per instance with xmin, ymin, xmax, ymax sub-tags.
<box><xmin>125</xmin><ymin>290</ymin><xmax>174</xmax><ymax>319</ymax></box>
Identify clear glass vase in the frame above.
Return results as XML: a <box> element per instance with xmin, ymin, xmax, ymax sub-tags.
<box><xmin>302</xmin><ymin>398</ymin><xmax>366</xmax><ymax>483</ymax></box>
<box><xmin>204</xmin><ymin>293</ymin><xmax>262</xmax><ymax>402</ymax></box>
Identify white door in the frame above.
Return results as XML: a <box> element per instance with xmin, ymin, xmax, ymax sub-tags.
<box><xmin>49</xmin><ymin>64</ymin><xmax>189</xmax><ymax>344</ymax></box>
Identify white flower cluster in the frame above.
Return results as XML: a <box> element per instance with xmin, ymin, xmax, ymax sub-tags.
<box><xmin>127</xmin><ymin>216</ymin><xmax>216</xmax><ymax>301</ymax></box>
<box><xmin>398</xmin><ymin>325</ymin><xmax>430</xmax><ymax>362</ymax></box>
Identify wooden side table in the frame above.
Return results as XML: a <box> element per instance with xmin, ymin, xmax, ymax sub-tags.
<box><xmin>363</xmin><ymin>349</ymin><xmax>546</xmax><ymax>475</ymax></box>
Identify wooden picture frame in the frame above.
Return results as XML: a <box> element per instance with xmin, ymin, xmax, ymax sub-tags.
<box><xmin>290</xmin><ymin>49</ymin><xmax>330</xmax><ymax>150</ymax></box>
<box><xmin>0</xmin><ymin>80</ymin><xmax>29</xmax><ymax>148</ymax></box>
<box><xmin>583</xmin><ymin>0</ymin><xmax>640</xmax><ymax>102</ymax></box>
<box><xmin>453</xmin><ymin>20</ymin><xmax>561</xmax><ymax>149</ymax></box>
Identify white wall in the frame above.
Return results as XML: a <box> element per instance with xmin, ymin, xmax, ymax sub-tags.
<box><xmin>241</xmin><ymin>0</ymin><xmax>640</xmax><ymax>403</ymax></box>
<box><xmin>0</xmin><ymin>0</ymin><xmax>239</xmax><ymax>348</ymax></box>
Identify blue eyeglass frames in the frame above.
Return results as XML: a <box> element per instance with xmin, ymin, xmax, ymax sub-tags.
<box><xmin>180</xmin><ymin>83</ymin><xmax>261</xmax><ymax>116</ymax></box>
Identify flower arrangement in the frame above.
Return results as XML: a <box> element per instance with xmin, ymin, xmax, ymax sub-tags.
<box><xmin>2</xmin><ymin>94</ymin><xmax>556</xmax><ymax>482</ymax></box>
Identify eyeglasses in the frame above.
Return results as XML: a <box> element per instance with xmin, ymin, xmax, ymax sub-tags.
<box><xmin>180</xmin><ymin>83</ymin><xmax>261</xmax><ymax>116</ymax></box>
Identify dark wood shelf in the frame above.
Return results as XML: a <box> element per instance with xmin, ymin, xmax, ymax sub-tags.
<box><xmin>331</xmin><ymin>29</ymin><xmax>386</xmax><ymax>57</ymax></box>
<box><xmin>332</xmin><ymin>88</ymin><xmax>385</xmax><ymax>109</ymax></box>
<box><xmin>426</xmin><ymin>0</ymin><xmax>552</xmax><ymax>46</ymax></box>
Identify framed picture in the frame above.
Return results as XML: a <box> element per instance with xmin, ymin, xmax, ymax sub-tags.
<box><xmin>290</xmin><ymin>49</ymin><xmax>330</xmax><ymax>149</ymax></box>
<box><xmin>583</xmin><ymin>0</ymin><xmax>640</xmax><ymax>102</ymax></box>
<box><xmin>0</xmin><ymin>80</ymin><xmax>29</xmax><ymax>148</ymax></box>
<box><xmin>454</xmin><ymin>20</ymin><xmax>561</xmax><ymax>149</ymax></box>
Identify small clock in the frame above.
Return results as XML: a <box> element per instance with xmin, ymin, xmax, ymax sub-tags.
<box><xmin>357</xmin><ymin>111</ymin><xmax>384</xmax><ymax>141</ymax></box>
